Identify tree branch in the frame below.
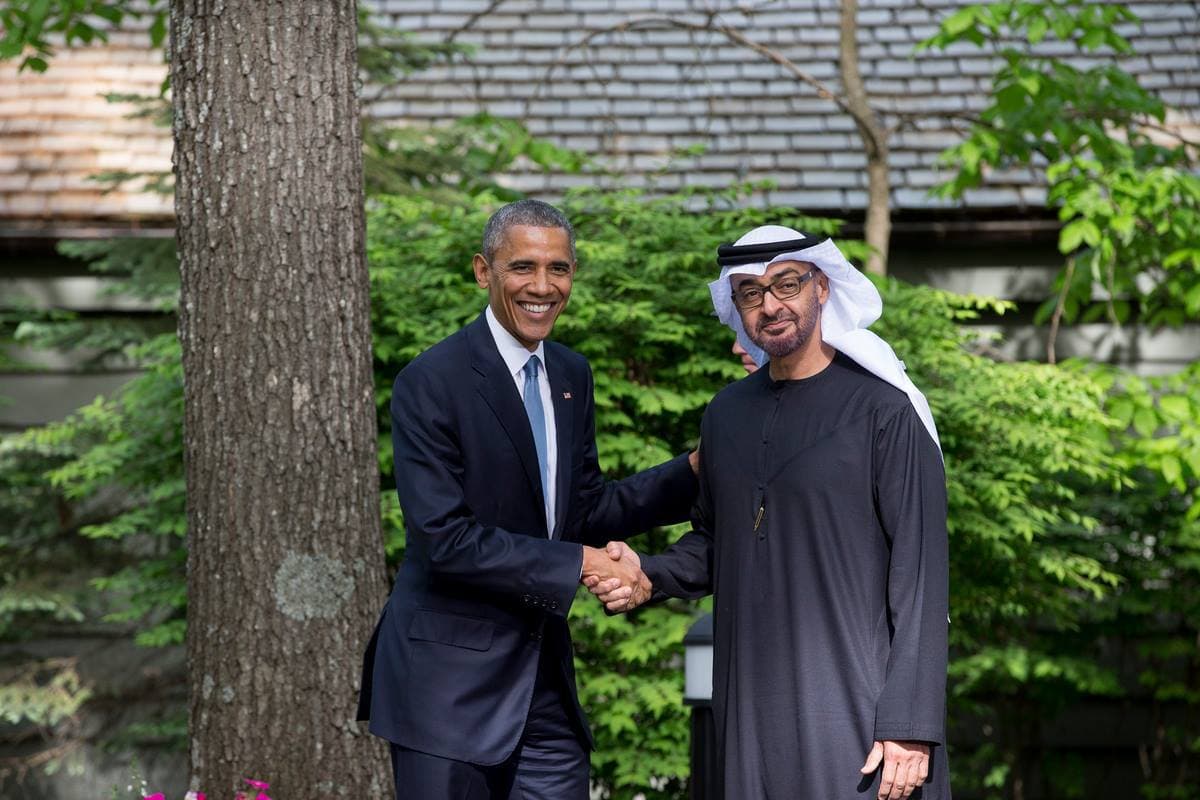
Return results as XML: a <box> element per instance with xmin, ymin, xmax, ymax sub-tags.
<box><xmin>446</xmin><ymin>0</ymin><xmax>509</xmax><ymax>43</ymax></box>
<box><xmin>533</xmin><ymin>14</ymin><xmax>861</xmax><ymax>123</ymax></box>
<box><xmin>1047</xmin><ymin>256</ymin><xmax>1076</xmax><ymax>365</ymax></box>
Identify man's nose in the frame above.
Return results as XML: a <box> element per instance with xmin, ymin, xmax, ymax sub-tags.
<box><xmin>760</xmin><ymin>286</ymin><xmax>784</xmax><ymax>315</ymax></box>
<box><xmin>527</xmin><ymin>267</ymin><xmax>551</xmax><ymax>295</ymax></box>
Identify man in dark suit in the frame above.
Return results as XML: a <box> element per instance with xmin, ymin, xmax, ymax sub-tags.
<box><xmin>358</xmin><ymin>199</ymin><xmax>698</xmax><ymax>798</ymax></box>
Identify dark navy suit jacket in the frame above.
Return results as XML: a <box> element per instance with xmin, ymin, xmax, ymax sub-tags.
<box><xmin>357</xmin><ymin>313</ymin><xmax>697</xmax><ymax>765</ymax></box>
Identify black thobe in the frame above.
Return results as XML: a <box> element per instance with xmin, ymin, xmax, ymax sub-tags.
<box><xmin>643</xmin><ymin>353</ymin><xmax>950</xmax><ymax>799</ymax></box>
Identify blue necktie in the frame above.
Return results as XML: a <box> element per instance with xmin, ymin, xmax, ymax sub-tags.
<box><xmin>522</xmin><ymin>355</ymin><xmax>551</xmax><ymax>529</ymax></box>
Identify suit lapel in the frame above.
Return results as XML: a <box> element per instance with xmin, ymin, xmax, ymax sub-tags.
<box><xmin>467</xmin><ymin>315</ymin><xmax>544</xmax><ymax>514</ymax></box>
<box><xmin>546</xmin><ymin>346</ymin><xmax>575</xmax><ymax>539</ymax></box>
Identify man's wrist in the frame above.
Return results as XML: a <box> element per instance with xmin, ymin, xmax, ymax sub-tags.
<box><xmin>580</xmin><ymin>545</ymin><xmax>601</xmax><ymax>579</ymax></box>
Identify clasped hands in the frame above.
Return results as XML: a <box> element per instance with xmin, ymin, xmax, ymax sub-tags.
<box><xmin>580</xmin><ymin>542</ymin><xmax>649</xmax><ymax>613</ymax></box>
<box><xmin>582</xmin><ymin>545</ymin><xmax>930</xmax><ymax>800</ymax></box>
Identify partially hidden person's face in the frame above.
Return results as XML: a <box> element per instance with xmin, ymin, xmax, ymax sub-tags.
<box><xmin>732</xmin><ymin>339</ymin><xmax>759</xmax><ymax>374</ymax></box>
<box><xmin>473</xmin><ymin>225</ymin><xmax>575</xmax><ymax>351</ymax></box>
<box><xmin>732</xmin><ymin>260</ymin><xmax>828</xmax><ymax>359</ymax></box>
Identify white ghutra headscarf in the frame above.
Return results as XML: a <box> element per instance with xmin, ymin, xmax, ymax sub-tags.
<box><xmin>710</xmin><ymin>225</ymin><xmax>941</xmax><ymax>452</ymax></box>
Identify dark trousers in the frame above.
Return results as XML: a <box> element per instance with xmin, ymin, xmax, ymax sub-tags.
<box><xmin>390</xmin><ymin>646</ymin><xmax>589</xmax><ymax>799</ymax></box>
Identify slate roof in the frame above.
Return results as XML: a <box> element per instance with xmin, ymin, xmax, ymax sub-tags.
<box><xmin>372</xmin><ymin>0</ymin><xmax>1200</xmax><ymax>213</ymax></box>
<box><xmin>0</xmin><ymin>0</ymin><xmax>1196</xmax><ymax>225</ymax></box>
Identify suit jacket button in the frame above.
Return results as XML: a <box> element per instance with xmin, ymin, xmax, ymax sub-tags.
<box><xmin>522</xmin><ymin>594</ymin><xmax>532</xmax><ymax>604</ymax></box>
<box><xmin>549</xmin><ymin>601</ymin><xmax>559</xmax><ymax>610</ymax></box>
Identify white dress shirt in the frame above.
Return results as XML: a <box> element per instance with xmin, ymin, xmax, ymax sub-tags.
<box><xmin>485</xmin><ymin>306</ymin><xmax>558</xmax><ymax>537</ymax></box>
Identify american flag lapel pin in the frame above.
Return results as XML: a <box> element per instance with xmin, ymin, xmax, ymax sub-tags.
<box><xmin>563</xmin><ymin>392</ymin><xmax>572</xmax><ymax>399</ymax></box>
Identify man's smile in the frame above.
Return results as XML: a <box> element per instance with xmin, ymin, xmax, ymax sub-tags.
<box><xmin>759</xmin><ymin>316</ymin><xmax>796</xmax><ymax>335</ymax></box>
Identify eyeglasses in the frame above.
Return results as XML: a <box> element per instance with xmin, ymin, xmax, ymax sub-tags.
<box><xmin>730</xmin><ymin>271</ymin><xmax>816</xmax><ymax>311</ymax></box>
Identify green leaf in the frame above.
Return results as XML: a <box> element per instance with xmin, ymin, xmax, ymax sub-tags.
<box><xmin>1133</xmin><ymin>406</ymin><xmax>1159</xmax><ymax>437</ymax></box>
<box><xmin>1027</xmin><ymin>16</ymin><xmax>1049</xmax><ymax>43</ymax></box>
<box><xmin>1107</xmin><ymin>397</ymin><xmax>1134</xmax><ymax>427</ymax></box>
<box><xmin>1059</xmin><ymin>220</ymin><xmax>1087</xmax><ymax>253</ymax></box>
<box><xmin>942</xmin><ymin>7</ymin><xmax>978</xmax><ymax>36</ymax></box>
<box><xmin>1186</xmin><ymin>282</ymin><xmax>1200</xmax><ymax>316</ymax></box>
<box><xmin>93</xmin><ymin>5</ymin><xmax>124</xmax><ymax>24</ymax></box>
<box><xmin>149</xmin><ymin>12</ymin><xmax>167</xmax><ymax>48</ymax></box>
<box><xmin>1159</xmin><ymin>394</ymin><xmax>1191</xmax><ymax>422</ymax></box>
<box><xmin>1160</xmin><ymin>454</ymin><xmax>1182</xmax><ymax>486</ymax></box>
<box><xmin>1079</xmin><ymin>28</ymin><xmax>1107</xmax><ymax>50</ymax></box>
<box><xmin>1164</xmin><ymin>248</ymin><xmax>1200</xmax><ymax>269</ymax></box>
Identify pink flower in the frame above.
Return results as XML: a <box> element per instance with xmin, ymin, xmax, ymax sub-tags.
<box><xmin>185</xmin><ymin>793</ymin><xmax>206</xmax><ymax>800</ymax></box>
<box><xmin>143</xmin><ymin>794</ymin><xmax>165</xmax><ymax>800</ymax></box>
<box><xmin>244</xmin><ymin>779</ymin><xmax>270</xmax><ymax>790</ymax></box>
<box><xmin>256</xmin><ymin>794</ymin><xmax>271</xmax><ymax>800</ymax></box>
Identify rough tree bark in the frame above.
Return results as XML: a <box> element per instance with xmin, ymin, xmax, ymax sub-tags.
<box><xmin>839</xmin><ymin>0</ymin><xmax>891</xmax><ymax>276</ymax></box>
<box><xmin>171</xmin><ymin>2</ymin><xmax>389</xmax><ymax>797</ymax></box>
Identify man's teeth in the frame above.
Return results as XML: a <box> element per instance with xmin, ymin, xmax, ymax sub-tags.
<box><xmin>520</xmin><ymin>303</ymin><xmax>552</xmax><ymax>313</ymax></box>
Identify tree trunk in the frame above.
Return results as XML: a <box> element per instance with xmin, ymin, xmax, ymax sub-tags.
<box><xmin>171</xmin><ymin>2</ymin><xmax>389</xmax><ymax>797</ymax></box>
<box><xmin>839</xmin><ymin>0</ymin><xmax>891</xmax><ymax>276</ymax></box>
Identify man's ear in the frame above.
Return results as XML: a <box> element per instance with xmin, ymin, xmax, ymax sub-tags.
<box><xmin>816</xmin><ymin>272</ymin><xmax>831</xmax><ymax>305</ymax></box>
<box><xmin>472</xmin><ymin>253</ymin><xmax>490</xmax><ymax>289</ymax></box>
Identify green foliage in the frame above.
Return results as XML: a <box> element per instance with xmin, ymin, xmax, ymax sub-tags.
<box><xmin>364</xmin><ymin>113</ymin><xmax>589</xmax><ymax>201</ymax></box>
<box><xmin>0</xmin><ymin>658</ymin><xmax>91</xmax><ymax>727</ymax></box>
<box><xmin>8</xmin><ymin>181</ymin><xmax>1190</xmax><ymax>796</ymax></box>
<box><xmin>368</xmin><ymin>186</ymin><xmax>840</xmax><ymax>796</ymax></box>
<box><xmin>102</xmin><ymin>713</ymin><xmax>188</xmax><ymax>753</ymax></box>
<box><xmin>366</xmin><ymin>188</ymin><xmax>1141</xmax><ymax>797</ymax></box>
<box><xmin>923</xmin><ymin>0</ymin><xmax>1200</xmax><ymax>329</ymax></box>
<box><xmin>357</xmin><ymin>9</ymin><xmax>467</xmax><ymax>87</ymax></box>
<box><xmin>870</xmin><ymin>278</ymin><xmax>1134</xmax><ymax>799</ymax></box>
<box><xmin>0</xmin><ymin>433</ymin><xmax>84</xmax><ymax>637</ymax></box>
<box><xmin>0</xmin><ymin>0</ymin><xmax>166</xmax><ymax>73</ymax></box>
<box><xmin>0</xmin><ymin>582</ymin><xmax>84</xmax><ymax>636</ymax></box>
<box><xmin>0</xmin><ymin>1</ymin><xmax>449</xmax><ymax>84</ymax></box>
<box><xmin>571</xmin><ymin>591</ymin><xmax>701</xmax><ymax>798</ymax></box>
<box><xmin>1092</xmin><ymin>363</ymin><xmax>1200</xmax><ymax>799</ymax></box>
<box><xmin>14</xmin><ymin>333</ymin><xmax>186</xmax><ymax>647</ymax></box>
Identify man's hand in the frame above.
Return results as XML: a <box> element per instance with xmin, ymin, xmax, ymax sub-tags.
<box><xmin>581</xmin><ymin>542</ymin><xmax>651</xmax><ymax>612</ymax></box>
<box><xmin>860</xmin><ymin>740</ymin><xmax>930</xmax><ymax>800</ymax></box>
<box><xmin>688</xmin><ymin>446</ymin><xmax>700</xmax><ymax>476</ymax></box>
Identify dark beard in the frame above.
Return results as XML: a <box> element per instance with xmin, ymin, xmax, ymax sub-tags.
<box><xmin>749</xmin><ymin>297</ymin><xmax>819</xmax><ymax>358</ymax></box>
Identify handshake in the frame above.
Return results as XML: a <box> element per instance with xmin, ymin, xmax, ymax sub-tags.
<box><xmin>580</xmin><ymin>542</ymin><xmax>650</xmax><ymax>613</ymax></box>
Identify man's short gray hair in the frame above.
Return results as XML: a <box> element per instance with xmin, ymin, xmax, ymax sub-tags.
<box><xmin>481</xmin><ymin>199</ymin><xmax>576</xmax><ymax>263</ymax></box>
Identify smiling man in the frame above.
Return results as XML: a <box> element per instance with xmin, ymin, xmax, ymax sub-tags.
<box><xmin>589</xmin><ymin>225</ymin><xmax>951</xmax><ymax>800</ymax></box>
<box><xmin>357</xmin><ymin>199</ymin><xmax>698</xmax><ymax>799</ymax></box>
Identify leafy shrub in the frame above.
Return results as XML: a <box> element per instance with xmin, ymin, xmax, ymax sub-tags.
<box><xmin>3</xmin><ymin>185</ymin><xmax>1195</xmax><ymax>798</ymax></box>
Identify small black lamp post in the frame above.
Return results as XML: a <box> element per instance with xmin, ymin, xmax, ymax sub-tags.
<box><xmin>683</xmin><ymin>613</ymin><xmax>719</xmax><ymax>799</ymax></box>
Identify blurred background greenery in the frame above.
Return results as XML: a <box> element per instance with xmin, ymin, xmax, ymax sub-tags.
<box><xmin>1</xmin><ymin>1</ymin><xmax>1197</xmax><ymax>798</ymax></box>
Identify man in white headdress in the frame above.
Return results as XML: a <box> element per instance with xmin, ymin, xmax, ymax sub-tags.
<box><xmin>588</xmin><ymin>226</ymin><xmax>951</xmax><ymax>799</ymax></box>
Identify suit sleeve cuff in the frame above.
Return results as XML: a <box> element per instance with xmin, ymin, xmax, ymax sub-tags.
<box><xmin>872</xmin><ymin>723</ymin><xmax>944</xmax><ymax>746</ymax></box>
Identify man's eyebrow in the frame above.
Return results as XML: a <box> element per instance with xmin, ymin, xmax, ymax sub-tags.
<box><xmin>503</xmin><ymin>258</ymin><xmax>572</xmax><ymax>266</ymax></box>
<box><xmin>738</xmin><ymin>268</ymin><xmax>801</xmax><ymax>286</ymax></box>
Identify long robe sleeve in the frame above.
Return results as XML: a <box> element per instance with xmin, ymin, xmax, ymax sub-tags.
<box><xmin>871</xmin><ymin>405</ymin><xmax>950</xmax><ymax>746</ymax></box>
<box><xmin>641</xmin><ymin>430</ymin><xmax>717</xmax><ymax>601</ymax></box>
